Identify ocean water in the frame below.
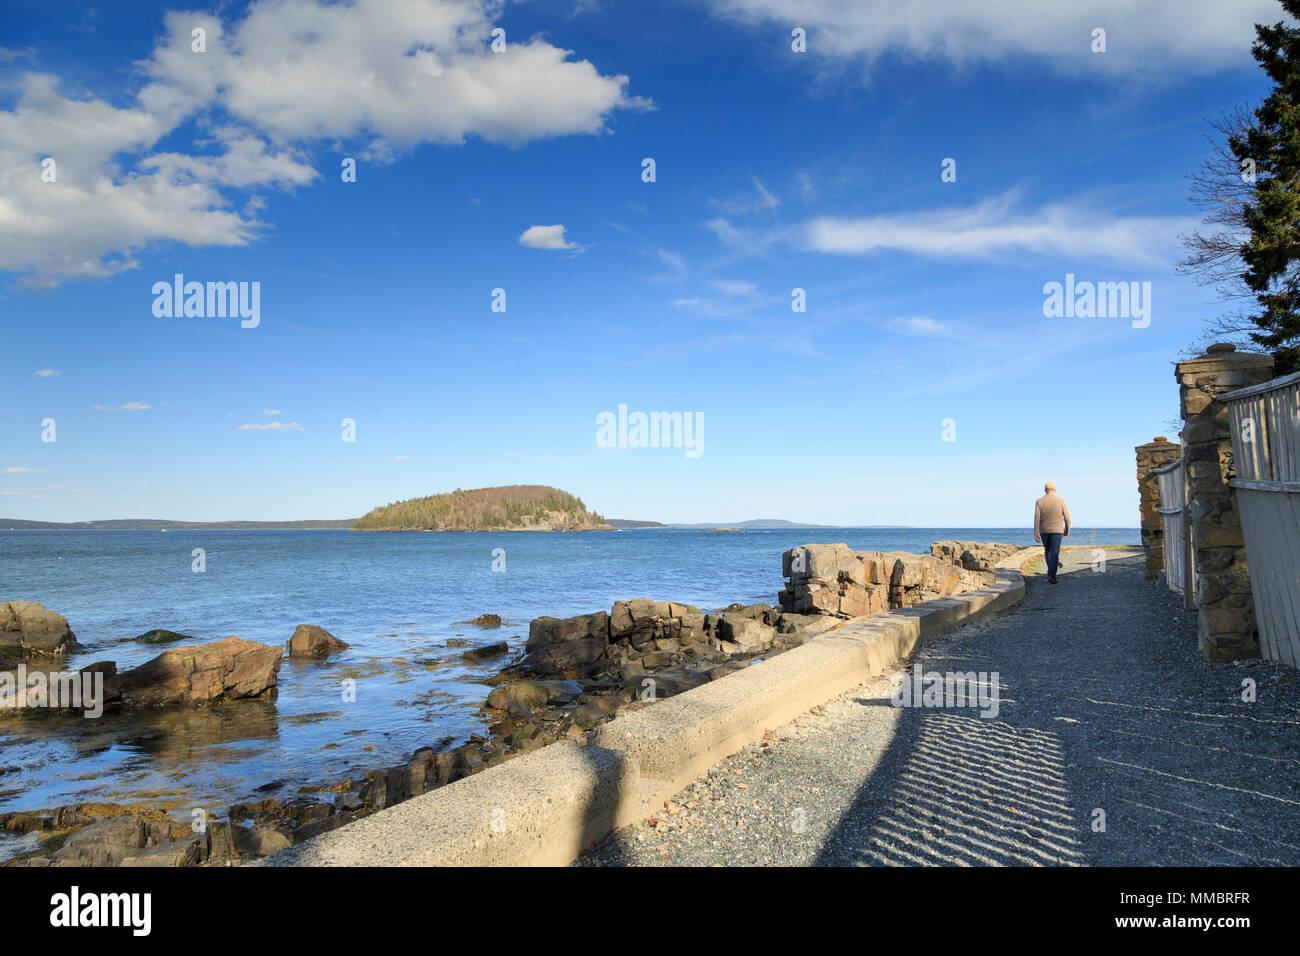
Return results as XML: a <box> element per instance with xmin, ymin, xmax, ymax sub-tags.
<box><xmin>0</xmin><ymin>526</ymin><xmax>1137</xmax><ymax>853</ymax></box>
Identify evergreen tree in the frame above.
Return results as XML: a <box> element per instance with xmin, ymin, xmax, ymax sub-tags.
<box><xmin>1231</xmin><ymin>1</ymin><xmax>1300</xmax><ymax>373</ymax></box>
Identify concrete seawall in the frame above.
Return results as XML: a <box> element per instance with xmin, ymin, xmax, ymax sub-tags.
<box><xmin>261</xmin><ymin>548</ymin><xmax>1035</xmax><ymax>867</ymax></box>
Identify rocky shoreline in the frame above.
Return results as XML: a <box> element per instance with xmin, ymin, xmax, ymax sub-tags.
<box><xmin>0</xmin><ymin>540</ymin><xmax>1018</xmax><ymax>867</ymax></box>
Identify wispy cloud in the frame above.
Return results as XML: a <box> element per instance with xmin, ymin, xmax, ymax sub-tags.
<box><xmin>887</xmin><ymin>316</ymin><xmax>962</xmax><ymax>339</ymax></box>
<box><xmin>92</xmin><ymin>401</ymin><xmax>150</xmax><ymax>412</ymax></box>
<box><xmin>705</xmin><ymin>190</ymin><xmax>1192</xmax><ymax>267</ymax></box>
<box><xmin>803</xmin><ymin>192</ymin><xmax>1193</xmax><ymax>266</ymax></box>
<box><xmin>796</xmin><ymin>171</ymin><xmax>816</xmax><ymax>201</ymax></box>
<box><xmin>704</xmin><ymin>217</ymin><xmax>787</xmax><ymax>256</ymax></box>
<box><xmin>711</xmin><ymin>177</ymin><xmax>781</xmax><ymax>216</ymax></box>
<box><xmin>700</xmin><ymin>0</ymin><xmax>1277</xmax><ymax>75</ymax></box>
<box><xmin>3</xmin><ymin>467</ymin><xmax>48</xmax><ymax>474</ymax></box>
<box><xmin>262</xmin><ymin>409</ymin><xmax>282</xmax><ymax>416</ymax></box>
<box><xmin>392</xmin><ymin>455</ymin><xmax>408</xmax><ymax>460</ymax></box>
<box><xmin>34</xmin><ymin>368</ymin><xmax>60</xmax><ymax>377</ymax></box>
<box><xmin>236</xmin><ymin>421</ymin><xmax>304</xmax><ymax>431</ymax></box>
<box><xmin>657</xmin><ymin>249</ymin><xmax>687</xmax><ymax>274</ymax></box>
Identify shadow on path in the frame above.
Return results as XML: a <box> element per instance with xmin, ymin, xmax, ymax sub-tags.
<box><xmin>814</xmin><ymin>550</ymin><xmax>1300</xmax><ymax>866</ymax></box>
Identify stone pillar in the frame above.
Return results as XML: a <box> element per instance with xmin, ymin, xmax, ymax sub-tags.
<box><xmin>1175</xmin><ymin>343</ymin><xmax>1275</xmax><ymax>661</ymax></box>
<box><xmin>1135</xmin><ymin>436</ymin><xmax>1181</xmax><ymax>583</ymax></box>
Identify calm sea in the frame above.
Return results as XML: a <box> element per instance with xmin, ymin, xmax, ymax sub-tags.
<box><xmin>0</xmin><ymin>526</ymin><xmax>1137</xmax><ymax>855</ymax></box>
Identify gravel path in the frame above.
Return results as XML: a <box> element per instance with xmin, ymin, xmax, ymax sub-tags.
<box><xmin>577</xmin><ymin>547</ymin><xmax>1300</xmax><ymax>866</ymax></box>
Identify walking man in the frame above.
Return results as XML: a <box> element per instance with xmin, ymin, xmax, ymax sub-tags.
<box><xmin>1033</xmin><ymin>482</ymin><xmax>1071</xmax><ymax>584</ymax></box>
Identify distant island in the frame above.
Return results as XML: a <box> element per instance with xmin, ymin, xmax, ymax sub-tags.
<box><xmin>353</xmin><ymin>484</ymin><xmax>614</xmax><ymax>532</ymax></box>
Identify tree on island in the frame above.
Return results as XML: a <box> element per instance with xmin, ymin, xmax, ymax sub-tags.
<box><xmin>1182</xmin><ymin>0</ymin><xmax>1300</xmax><ymax>374</ymax></box>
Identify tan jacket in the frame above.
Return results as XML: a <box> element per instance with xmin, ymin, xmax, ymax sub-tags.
<box><xmin>1034</xmin><ymin>494</ymin><xmax>1071</xmax><ymax>535</ymax></box>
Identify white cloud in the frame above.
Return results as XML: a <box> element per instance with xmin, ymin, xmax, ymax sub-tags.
<box><xmin>236</xmin><ymin>421</ymin><xmax>304</xmax><ymax>431</ymax></box>
<box><xmin>262</xmin><ymin>409</ymin><xmax>283</xmax><ymax>416</ymax></box>
<box><xmin>704</xmin><ymin>217</ymin><xmax>786</xmax><ymax>256</ymax></box>
<box><xmin>0</xmin><ymin>74</ymin><xmax>251</xmax><ymax>287</ymax></box>
<box><xmin>140</xmin><ymin>3</ymin><xmax>648</xmax><ymax>146</ymax></box>
<box><xmin>657</xmin><ymin>249</ymin><xmax>687</xmax><ymax>273</ymax></box>
<box><xmin>802</xmin><ymin>192</ymin><xmax>1193</xmax><ymax>266</ymax></box>
<box><xmin>670</xmin><ymin>296</ymin><xmax>748</xmax><ymax>318</ymax></box>
<box><xmin>1</xmin><ymin>0</ymin><xmax>647</xmax><ymax>286</ymax></box>
<box><xmin>92</xmin><ymin>401</ymin><xmax>151</xmax><ymax>412</ymax></box>
<box><xmin>3</xmin><ymin>467</ymin><xmax>48</xmax><ymax>474</ymax></box>
<box><xmin>711</xmin><ymin>176</ymin><xmax>780</xmax><ymax>216</ymax></box>
<box><xmin>888</xmin><ymin>316</ymin><xmax>960</xmax><ymax>338</ymax></box>
<box><xmin>519</xmin><ymin>224</ymin><xmax>584</xmax><ymax>251</ymax></box>
<box><xmin>700</xmin><ymin>0</ymin><xmax>1280</xmax><ymax>74</ymax></box>
<box><xmin>393</xmin><ymin>454</ymin><xmax>409</xmax><ymax>460</ymax></box>
<box><xmin>712</xmin><ymin>279</ymin><xmax>756</xmax><ymax>296</ymax></box>
<box><xmin>34</xmin><ymin>368</ymin><xmax>60</xmax><ymax>377</ymax></box>
<box><xmin>141</xmin><ymin>128</ymin><xmax>318</xmax><ymax>190</ymax></box>
<box><xmin>796</xmin><ymin>171</ymin><xmax>815</xmax><ymax>201</ymax></box>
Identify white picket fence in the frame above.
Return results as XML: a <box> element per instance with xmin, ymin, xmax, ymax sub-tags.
<box><xmin>1224</xmin><ymin>369</ymin><xmax>1300</xmax><ymax>667</ymax></box>
<box><xmin>1152</xmin><ymin>457</ymin><xmax>1195</xmax><ymax>606</ymax></box>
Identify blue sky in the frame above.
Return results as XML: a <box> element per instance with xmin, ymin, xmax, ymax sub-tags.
<box><xmin>0</xmin><ymin>0</ymin><xmax>1287</xmax><ymax>526</ymax></box>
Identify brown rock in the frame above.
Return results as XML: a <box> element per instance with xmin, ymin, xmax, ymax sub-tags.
<box><xmin>461</xmin><ymin>640</ymin><xmax>510</xmax><ymax>662</ymax></box>
<box><xmin>521</xmin><ymin>611</ymin><xmax>608</xmax><ymax>674</ymax></box>
<box><xmin>287</xmin><ymin>624</ymin><xmax>349</xmax><ymax>658</ymax></box>
<box><xmin>121</xmin><ymin>837</ymin><xmax>203</xmax><ymax>867</ymax></box>
<box><xmin>51</xmin><ymin>817</ymin><xmax>146</xmax><ymax>866</ymax></box>
<box><xmin>0</xmin><ymin>601</ymin><xmax>79</xmax><ymax>656</ymax></box>
<box><xmin>106</xmin><ymin>637</ymin><xmax>283</xmax><ymax>707</ymax></box>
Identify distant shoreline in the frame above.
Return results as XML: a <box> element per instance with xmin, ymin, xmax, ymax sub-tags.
<box><xmin>0</xmin><ymin>523</ymin><xmax>1142</xmax><ymax>532</ymax></box>
<box><xmin>0</xmin><ymin>519</ymin><xmax>357</xmax><ymax>531</ymax></box>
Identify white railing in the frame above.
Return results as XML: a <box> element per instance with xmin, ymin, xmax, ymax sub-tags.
<box><xmin>1152</xmin><ymin>457</ymin><xmax>1194</xmax><ymax>602</ymax></box>
<box><xmin>1224</xmin><ymin>370</ymin><xmax>1300</xmax><ymax>667</ymax></box>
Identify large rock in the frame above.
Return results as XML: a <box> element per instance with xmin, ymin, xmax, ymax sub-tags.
<box><xmin>779</xmin><ymin>546</ymin><xmax>888</xmax><ymax>619</ymax></box>
<box><xmin>51</xmin><ymin>817</ymin><xmax>146</xmax><ymax>867</ymax></box>
<box><xmin>521</xmin><ymin>611</ymin><xmax>608</xmax><ymax>675</ymax></box>
<box><xmin>121</xmin><ymin>837</ymin><xmax>203</xmax><ymax>867</ymax></box>
<box><xmin>608</xmin><ymin>599</ymin><xmax>708</xmax><ymax>648</ymax></box>
<box><xmin>287</xmin><ymin>624</ymin><xmax>349</xmax><ymax>658</ymax></box>
<box><xmin>0</xmin><ymin>602</ymin><xmax>79</xmax><ymax>656</ymax></box>
<box><xmin>783</xmin><ymin>543</ymin><xmax>855</xmax><ymax>581</ymax></box>
<box><xmin>103</xmin><ymin>637</ymin><xmax>282</xmax><ymax>707</ymax></box>
<box><xmin>461</xmin><ymin>640</ymin><xmax>510</xmax><ymax>662</ymax></box>
<box><xmin>931</xmin><ymin>540</ymin><xmax>1021</xmax><ymax>571</ymax></box>
<box><xmin>715</xmin><ymin>614</ymin><xmax>775</xmax><ymax>651</ymax></box>
<box><xmin>485</xmin><ymin>679</ymin><xmax>582</xmax><ymax>711</ymax></box>
<box><xmin>780</xmin><ymin>541</ymin><xmax>993</xmax><ymax>618</ymax></box>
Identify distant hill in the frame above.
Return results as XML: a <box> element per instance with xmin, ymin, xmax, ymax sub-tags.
<box><xmin>609</xmin><ymin>518</ymin><xmax>872</xmax><ymax>529</ymax></box>
<box><xmin>354</xmin><ymin>485</ymin><xmax>613</xmax><ymax>532</ymax></box>
<box><xmin>0</xmin><ymin>518</ymin><xmax>355</xmax><ymax>530</ymax></box>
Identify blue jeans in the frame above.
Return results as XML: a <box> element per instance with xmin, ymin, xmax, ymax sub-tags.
<box><xmin>1041</xmin><ymin>533</ymin><xmax>1063</xmax><ymax>579</ymax></box>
